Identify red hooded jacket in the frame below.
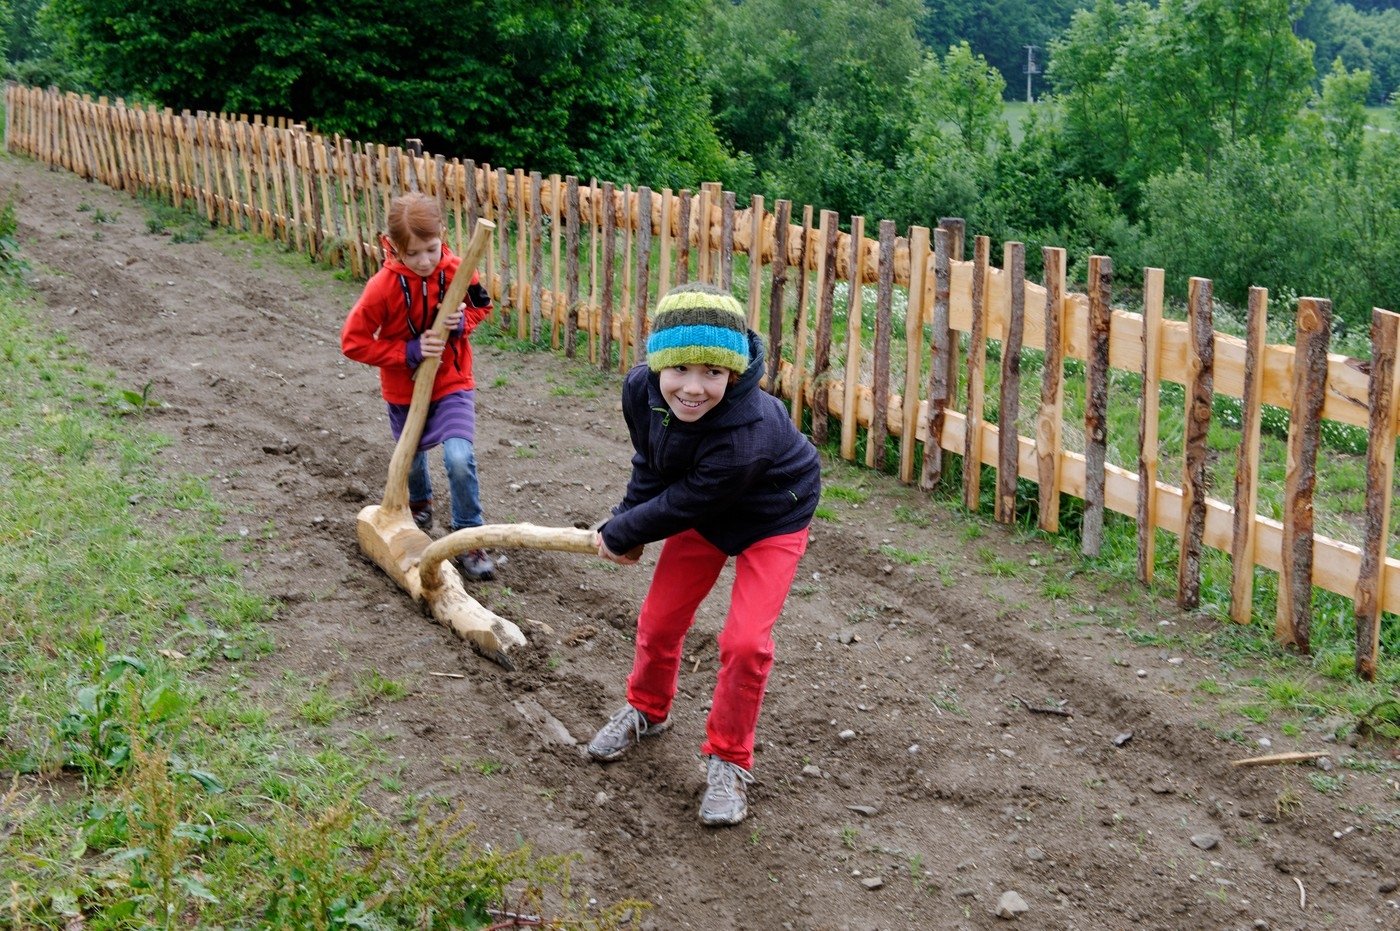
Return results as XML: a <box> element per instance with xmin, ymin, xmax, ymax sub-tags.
<box><xmin>341</xmin><ymin>239</ymin><xmax>491</xmax><ymax>405</ymax></box>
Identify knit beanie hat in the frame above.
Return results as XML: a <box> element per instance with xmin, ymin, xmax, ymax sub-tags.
<box><xmin>646</xmin><ymin>282</ymin><xmax>751</xmax><ymax>374</ymax></box>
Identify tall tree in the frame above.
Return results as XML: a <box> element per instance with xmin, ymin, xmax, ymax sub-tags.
<box><xmin>1048</xmin><ymin>0</ymin><xmax>1315</xmax><ymax>211</ymax></box>
<box><xmin>43</xmin><ymin>0</ymin><xmax>733</xmax><ymax>187</ymax></box>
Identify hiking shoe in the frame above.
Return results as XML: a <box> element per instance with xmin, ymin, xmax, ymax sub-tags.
<box><xmin>586</xmin><ymin>704</ymin><xmax>670</xmax><ymax>762</ymax></box>
<box><xmin>456</xmin><ymin>548</ymin><xmax>496</xmax><ymax>581</ymax></box>
<box><xmin>410</xmin><ymin>502</ymin><xmax>434</xmax><ymax>532</ymax></box>
<box><xmin>699</xmin><ymin>755</ymin><xmax>754</xmax><ymax>827</ymax></box>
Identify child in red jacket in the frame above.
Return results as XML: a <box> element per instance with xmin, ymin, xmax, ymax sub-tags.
<box><xmin>341</xmin><ymin>193</ymin><xmax>496</xmax><ymax>580</ymax></box>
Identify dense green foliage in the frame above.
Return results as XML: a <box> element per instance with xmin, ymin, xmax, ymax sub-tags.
<box><xmin>7</xmin><ymin>0</ymin><xmax>1400</xmax><ymax>324</ymax></box>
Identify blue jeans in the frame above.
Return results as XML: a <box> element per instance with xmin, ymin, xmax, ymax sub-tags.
<box><xmin>408</xmin><ymin>437</ymin><xmax>484</xmax><ymax>531</ymax></box>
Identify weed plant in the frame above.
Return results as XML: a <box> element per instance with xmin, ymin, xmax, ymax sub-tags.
<box><xmin>0</xmin><ymin>273</ymin><xmax>642</xmax><ymax>928</ymax></box>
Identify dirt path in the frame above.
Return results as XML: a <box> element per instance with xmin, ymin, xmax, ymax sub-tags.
<box><xmin>8</xmin><ymin>150</ymin><xmax>1399</xmax><ymax>931</ymax></box>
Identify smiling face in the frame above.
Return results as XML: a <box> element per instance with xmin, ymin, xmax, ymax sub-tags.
<box><xmin>393</xmin><ymin>232</ymin><xmax>443</xmax><ymax>278</ymax></box>
<box><xmin>658</xmin><ymin>363</ymin><xmax>733</xmax><ymax>422</ymax></box>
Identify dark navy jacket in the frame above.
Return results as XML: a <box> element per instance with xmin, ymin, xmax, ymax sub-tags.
<box><xmin>601</xmin><ymin>332</ymin><xmax>822</xmax><ymax>557</ymax></box>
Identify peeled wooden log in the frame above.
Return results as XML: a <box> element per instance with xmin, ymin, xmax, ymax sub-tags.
<box><xmin>356</xmin><ymin>516</ymin><xmax>595</xmax><ymax>667</ymax></box>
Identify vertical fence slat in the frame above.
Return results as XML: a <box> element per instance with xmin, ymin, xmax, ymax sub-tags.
<box><xmin>901</xmin><ymin>226</ymin><xmax>930</xmax><ymax>484</ymax></box>
<box><xmin>811</xmin><ymin>210</ymin><xmax>840</xmax><ymax>447</ymax></box>
<box><xmin>790</xmin><ymin>205</ymin><xmax>813</xmax><ymax>427</ymax></box>
<box><xmin>565</xmin><ymin>176</ymin><xmax>581</xmax><ymax>360</ymax></box>
<box><xmin>767</xmin><ymin>200</ymin><xmax>791</xmax><ymax>395</ymax></box>
<box><xmin>601</xmin><ymin>181</ymin><xmax>616</xmax><ymax>372</ymax></box>
<box><xmin>1355</xmin><ymin>308</ymin><xmax>1400</xmax><ymax>680</ymax></box>
<box><xmin>1136</xmin><ymin>267</ymin><xmax>1166</xmax><ymax>581</ymax></box>
<box><xmin>529</xmin><ymin>171</ymin><xmax>545</xmax><ymax>344</ymax></box>
<box><xmin>869</xmin><ymin>220</ymin><xmax>895</xmax><ymax>470</ymax></box>
<box><xmin>996</xmin><ymin>242</ymin><xmax>1025</xmax><ymax>524</ymax></box>
<box><xmin>515</xmin><ymin>168</ymin><xmax>529</xmax><ymax>339</ymax></box>
<box><xmin>635</xmin><ymin>186</ymin><xmax>653</xmax><ymax>362</ymax></box>
<box><xmin>676</xmin><ymin>190</ymin><xmax>692</xmax><ymax>286</ymax></box>
<box><xmin>747</xmin><ymin>195</ymin><xmax>764</xmax><ymax>329</ymax></box>
<box><xmin>1278</xmin><ymin>297</ymin><xmax>1333</xmax><ymax>653</ymax></box>
<box><xmin>1081</xmin><ymin>255</ymin><xmax>1112</xmax><ymax>556</ymax></box>
<box><xmin>587</xmin><ymin>179</ymin><xmax>600</xmax><ymax>363</ymax></box>
<box><xmin>921</xmin><ymin>227</ymin><xmax>953</xmax><ymax>491</ymax></box>
<box><xmin>658</xmin><ymin>188</ymin><xmax>674</xmax><ymax>299</ymax></box>
<box><xmin>620</xmin><ymin>185</ymin><xmax>634</xmax><ymax>369</ymax></box>
<box><xmin>550</xmin><ymin>174</ymin><xmax>563</xmax><ymax>348</ymax></box>
<box><xmin>1178</xmin><ymin>277</ymin><xmax>1216</xmax><ymax>609</ymax></box>
<box><xmin>962</xmin><ymin>235</ymin><xmax>990</xmax><ymax>512</ymax></box>
<box><xmin>1229</xmin><ymin>286</ymin><xmax>1269</xmax><ymax>620</ymax></box>
<box><xmin>840</xmin><ymin>216</ymin><xmax>866</xmax><ymax>462</ymax></box>
<box><xmin>496</xmin><ymin>168</ymin><xmax>512</xmax><ymax>324</ymax></box>
<box><xmin>1037</xmin><ymin>247</ymin><xmax>1068</xmax><ymax>532</ymax></box>
<box><xmin>721</xmin><ymin>189</ymin><xmax>736</xmax><ymax>291</ymax></box>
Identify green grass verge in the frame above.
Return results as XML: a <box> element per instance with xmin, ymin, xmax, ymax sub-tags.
<box><xmin>0</xmin><ymin>256</ymin><xmax>639</xmax><ymax>925</ymax></box>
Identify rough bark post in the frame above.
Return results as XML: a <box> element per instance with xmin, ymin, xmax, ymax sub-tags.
<box><xmin>676</xmin><ymin>190</ymin><xmax>692</xmax><ymax>286</ymax></box>
<box><xmin>529</xmin><ymin>171</ymin><xmax>544</xmax><ymax>344</ymax></box>
<box><xmin>1177</xmin><ymin>277</ymin><xmax>1216</xmax><ymax>609</ymax></box>
<box><xmin>901</xmin><ymin>226</ymin><xmax>930</xmax><ymax>484</ymax></box>
<box><xmin>586</xmin><ymin>179</ymin><xmax>599</xmax><ymax>363</ymax></box>
<box><xmin>620</xmin><ymin>186</ymin><xmax>633</xmax><ymax>369</ymax></box>
<box><xmin>496</xmin><ymin>168</ymin><xmax>512</xmax><ymax>327</ymax></box>
<box><xmin>1082</xmin><ymin>255</ymin><xmax>1112</xmax><ymax>557</ymax></box>
<box><xmin>1355</xmin><ymin>308</ymin><xmax>1400</xmax><ymax>680</ymax></box>
<box><xmin>600</xmin><ymin>181</ymin><xmax>616</xmax><ymax>373</ymax></box>
<box><xmin>658</xmin><ymin>188</ymin><xmax>673</xmax><ymax>298</ymax></box>
<box><xmin>995</xmin><ymin>241</ymin><xmax>1025</xmax><ymax>524</ymax></box>
<box><xmin>1228</xmin><ymin>287</ymin><xmax>1268</xmax><ymax>620</ymax></box>
<box><xmin>514</xmin><ymin>168</ymin><xmax>529</xmax><ymax>339</ymax></box>
<box><xmin>767</xmin><ymin>200</ymin><xmax>791</xmax><ymax>395</ymax></box>
<box><xmin>870</xmin><ymin>219</ymin><xmax>895</xmax><ymax>470</ymax></box>
<box><xmin>564</xmin><ymin>176</ymin><xmax>580</xmax><ymax>359</ymax></box>
<box><xmin>721</xmin><ymin>189</ymin><xmax>736</xmax><ymax>291</ymax></box>
<box><xmin>790</xmin><ymin>205</ymin><xmax>813</xmax><ymax>428</ymax></box>
<box><xmin>1136</xmin><ymin>268</ymin><xmax>1166</xmax><ymax>583</ymax></box>
<box><xmin>635</xmin><ymin>186</ymin><xmax>654</xmax><ymax>360</ymax></box>
<box><xmin>695</xmin><ymin>185</ymin><xmax>711</xmax><ymax>284</ymax></box>
<box><xmin>1277</xmin><ymin>297</ymin><xmax>1332</xmax><ymax>654</ymax></box>
<box><xmin>840</xmin><ymin>215</ymin><xmax>866</xmax><ymax>463</ymax></box>
<box><xmin>1037</xmin><ymin>247</ymin><xmax>1068</xmax><ymax>532</ymax></box>
<box><xmin>748</xmin><ymin>195</ymin><xmax>765</xmax><ymax>330</ymax></box>
<box><xmin>920</xmin><ymin>227</ymin><xmax>952</xmax><ymax>491</ymax></box>
<box><xmin>550</xmin><ymin>173</ymin><xmax>563</xmax><ymax>348</ymax></box>
<box><xmin>811</xmin><ymin>210</ymin><xmax>839</xmax><ymax>447</ymax></box>
<box><xmin>962</xmin><ymin>236</ymin><xmax>990</xmax><ymax>512</ymax></box>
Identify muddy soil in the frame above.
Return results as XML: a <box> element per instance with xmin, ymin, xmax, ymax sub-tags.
<box><xmin>7</xmin><ymin>150</ymin><xmax>1400</xmax><ymax>931</ymax></box>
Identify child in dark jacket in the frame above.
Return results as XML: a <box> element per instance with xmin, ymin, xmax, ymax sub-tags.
<box><xmin>588</xmin><ymin>281</ymin><xmax>822</xmax><ymax>826</ymax></box>
<box><xmin>341</xmin><ymin>192</ymin><xmax>496</xmax><ymax>581</ymax></box>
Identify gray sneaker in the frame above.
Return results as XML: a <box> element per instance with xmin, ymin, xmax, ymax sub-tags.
<box><xmin>699</xmin><ymin>754</ymin><xmax>754</xmax><ymax>826</ymax></box>
<box><xmin>455</xmin><ymin>548</ymin><xmax>495</xmax><ymax>581</ymax></box>
<box><xmin>586</xmin><ymin>704</ymin><xmax>670</xmax><ymax>762</ymax></box>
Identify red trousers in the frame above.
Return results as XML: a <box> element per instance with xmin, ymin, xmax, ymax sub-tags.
<box><xmin>625</xmin><ymin>527</ymin><xmax>809</xmax><ymax>770</ymax></box>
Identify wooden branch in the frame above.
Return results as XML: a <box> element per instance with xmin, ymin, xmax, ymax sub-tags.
<box><xmin>1228</xmin><ymin>751</ymin><xmax>1329</xmax><ymax>768</ymax></box>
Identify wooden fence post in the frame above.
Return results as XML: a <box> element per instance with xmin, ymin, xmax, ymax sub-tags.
<box><xmin>790</xmin><ymin>205</ymin><xmax>813</xmax><ymax>427</ymax></box>
<box><xmin>565</xmin><ymin>176</ymin><xmax>580</xmax><ymax>359</ymax></box>
<box><xmin>1228</xmin><ymin>287</ymin><xmax>1268</xmax><ymax>620</ymax></box>
<box><xmin>1037</xmin><ymin>247</ymin><xmax>1068</xmax><ymax>532</ymax></box>
<box><xmin>811</xmin><ymin>210</ymin><xmax>839</xmax><ymax>447</ymax></box>
<box><xmin>601</xmin><ymin>181</ymin><xmax>616</xmax><ymax>372</ymax></box>
<box><xmin>1355</xmin><ymin>308</ymin><xmax>1400</xmax><ymax>680</ymax></box>
<box><xmin>1137</xmin><ymin>268</ymin><xmax>1166</xmax><ymax>582</ymax></box>
<box><xmin>996</xmin><ymin>241</ymin><xmax>1025</xmax><ymax>523</ymax></box>
<box><xmin>529</xmin><ymin>171</ymin><xmax>544</xmax><ymax>344</ymax></box>
<box><xmin>1178</xmin><ymin>277</ymin><xmax>1215</xmax><ymax>610</ymax></box>
<box><xmin>767</xmin><ymin>200</ymin><xmax>792</xmax><ymax>396</ymax></box>
<box><xmin>871</xmin><ymin>219</ymin><xmax>895</xmax><ymax>470</ymax></box>
<box><xmin>1081</xmin><ymin>255</ymin><xmax>1112</xmax><ymax>557</ymax></box>
<box><xmin>900</xmin><ymin>226</ymin><xmax>931</xmax><ymax>484</ymax></box>
<box><xmin>962</xmin><ymin>235</ymin><xmax>990</xmax><ymax>512</ymax></box>
<box><xmin>840</xmin><ymin>216</ymin><xmax>866</xmax><ymax>462</ymax></box>
<box><xmin>1278</xmin><ymin>297</ymin><xmax>1333</xmax><ymax>653</ymax></box>
<box><xmin>921</xmin><ymin>227</ymin><xmax>953</xmax><ymax>491</ymax></box>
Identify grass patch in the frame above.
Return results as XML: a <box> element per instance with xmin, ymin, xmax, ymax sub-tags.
<box><xmin>0</xmin><ymin>272</ymin><xmax>639</xmax><ymax>928</ymax></box>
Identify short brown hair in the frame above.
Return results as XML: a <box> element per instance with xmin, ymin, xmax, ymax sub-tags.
<box><xmin>385</xmin><ymin>193</ymin><xmax>443</xmax><ymax>254</ymax></box>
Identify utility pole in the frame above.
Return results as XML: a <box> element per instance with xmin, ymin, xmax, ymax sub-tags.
<box><xmin>1023</xmin><ymin>45</ymin><xmax>1039</xmax><ymax>103</ymax></box>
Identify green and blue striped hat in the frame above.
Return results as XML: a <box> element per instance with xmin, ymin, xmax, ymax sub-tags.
<box><xmin>646</xmin><ymin>282</ymin><xmax>751</xmax><ymax>374</ymax></box>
